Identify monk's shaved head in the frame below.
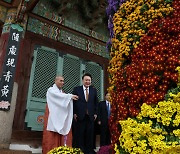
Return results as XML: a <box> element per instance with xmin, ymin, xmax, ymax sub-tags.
<box><xmin>55</xmin><ymin>76</ymin><xmax>64</xmax><ymax>89</ymax></box>
<box><xmin>55</xmin><ymin>75</ymin><xmax>64</xmax><ymax>81</ymax></box>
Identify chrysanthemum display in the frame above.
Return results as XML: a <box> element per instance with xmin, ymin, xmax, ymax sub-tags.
<box><xmin>107</xmin><ymin>0</ymin><xmax>180</xmax><ymax>151</ymax></box>
<box><xmin>48</xmin><ymin>146</ymin><xmax>83</xmax><ymax>154</ymax></box>
<box><xmin>117</xmin><ymin>86</ymin><xmax>180</xmax><ymax>153</ymax></box>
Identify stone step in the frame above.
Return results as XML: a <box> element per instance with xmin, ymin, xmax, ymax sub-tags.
<box><xmin>9</xmin><ymin>144</ymin><xmax>42</xmax><ymax>154</ymax></box>
<box><xmin>0</xmin><ymin>149</ymin><xmax>32</xmax><ymax>154</ymax></box>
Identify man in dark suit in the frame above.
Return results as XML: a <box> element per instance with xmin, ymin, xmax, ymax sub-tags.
<box><xmin>98</xmin><ymin>92</ymin><xmax>111</xmax><ymax>146</ymax></box>
<box><xmin>72</xmin><ymin>73</ymin><xmax>98</xmax><ymax>154</ymax></box>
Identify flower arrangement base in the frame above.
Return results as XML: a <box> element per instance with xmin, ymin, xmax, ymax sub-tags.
<box><xmin>97</xmin><ymin>145</ymin><xmax>112</xmax><ymax>154</ymax></box>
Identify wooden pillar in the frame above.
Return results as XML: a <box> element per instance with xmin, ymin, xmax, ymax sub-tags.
<box><xmin>0</xmin><ymin>32</ymin><xmax>9</xmax><ymax>75</ymax></box>
<box><xmin>0</xmin><ymin>4</ymin><xmax>27</xmax><ymax>149</ymax></box>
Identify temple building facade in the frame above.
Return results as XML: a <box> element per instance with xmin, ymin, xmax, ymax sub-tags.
<box><xmin>0</xmin><ymin>0</ymin><xmax>109</xmax><ymax>153</ymax></box>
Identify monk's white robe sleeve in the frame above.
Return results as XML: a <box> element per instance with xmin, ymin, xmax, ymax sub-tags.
<box><xmin>46</xmin><ymin>84</ymin><xmax>73</xmax><ymax>135</ymax></box>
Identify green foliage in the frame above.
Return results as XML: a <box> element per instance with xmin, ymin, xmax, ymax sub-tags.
<box><xmin>165</xmin><ymin>87</ymin><xmax>180</xmax><ymax>101</ymax></box>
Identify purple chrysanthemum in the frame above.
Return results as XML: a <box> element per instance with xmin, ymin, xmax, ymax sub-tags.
<box><xmin>106</xmin><ymin>0</ymin><xmax>128</xmax><ymax>52</ymax></box>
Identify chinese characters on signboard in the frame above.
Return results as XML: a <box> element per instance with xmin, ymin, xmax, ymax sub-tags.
<box><xmin>0</xmin><ymin>26</ymin><xmax>22</xmax><ymax>111</ymax></box>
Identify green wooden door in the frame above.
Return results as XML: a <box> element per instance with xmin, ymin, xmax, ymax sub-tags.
<box><xmin>25</xmin><ymin>47</ymin><xmax>59</xmax><ymax>131</ymax></box>
<box><xmin>62</xmin><ymin>54</ymin><xmax>81</xmax><ymax>93</ymax></box>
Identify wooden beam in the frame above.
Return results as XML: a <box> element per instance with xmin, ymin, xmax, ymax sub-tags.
<box><xmin>26</xmin><ymin>0</ymin><xmax>40</xmax><ymax>12</ymax></box>
<box><xmin>0</xmin><ymin>1</ymin><xmax>12</xmax><ymax>8</ymax></box>
<box><xmin>12</xmin><ymin>0</ymin><xmax>22</xmax><ymax>7</ymax></box>
<box><xmin>11</xmin><ymin>0</ymin><xmax>39</xmax><ymax>11</ymax></box>
<box><xmin>28</xmin><ymin>12</ymin><xmax>106</xmax><ymax>45</ymax></box>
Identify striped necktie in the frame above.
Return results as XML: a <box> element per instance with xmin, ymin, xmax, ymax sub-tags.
<box><xmin>85</xmin><ymin>88</ymin><xmax>89</xmax><ymax>102</ymax></box>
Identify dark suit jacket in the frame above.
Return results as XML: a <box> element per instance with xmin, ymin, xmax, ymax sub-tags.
<box><xmin>98</xmin><ymin>101</ymin><xmax>109</xmax><ymax>126</ymax></box>
<box><xmin>73</xmin><ymin>85</ymin><xmax>98</xmax><ymax>121</ymax></box>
